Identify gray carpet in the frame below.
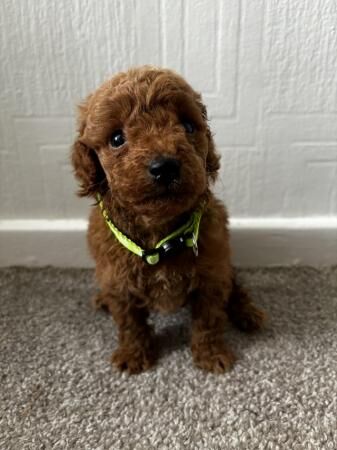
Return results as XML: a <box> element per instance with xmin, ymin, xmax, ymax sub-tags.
<box><xmin>1</xmin><ymin>267</ymin><xmax>336</xmax><ymax>450</ymax></box>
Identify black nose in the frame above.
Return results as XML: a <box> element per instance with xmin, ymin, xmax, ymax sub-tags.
<box><xmin>148</xmin><ymin>157</ymin><xmax>181</xmax><ymax>185</ymax></box>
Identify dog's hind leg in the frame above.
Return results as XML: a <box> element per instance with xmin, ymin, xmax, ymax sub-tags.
<box><xmin>226</xmin><ymin>274</ymin><xmax>266</xmax><ymax>332</ymax></box>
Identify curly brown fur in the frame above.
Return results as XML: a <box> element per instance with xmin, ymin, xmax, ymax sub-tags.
<box><xmin>71</xmin><ymin>66</ymin><xmax>265</xmax><ymax>374</ymax></box>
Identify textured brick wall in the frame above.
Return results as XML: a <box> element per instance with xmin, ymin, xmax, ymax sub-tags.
<box><xmin>1</xmin><ymin>0</ymin><xmax>336</xmax><ymax>220</ymax></box>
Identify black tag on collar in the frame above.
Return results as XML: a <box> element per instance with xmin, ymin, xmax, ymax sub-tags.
<box><xmin>142</xmin><ymin>233</ymin><xmax>192</xmax><ymax>263</ymax></box>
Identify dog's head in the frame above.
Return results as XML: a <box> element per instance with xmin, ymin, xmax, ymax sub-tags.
<box><xmin>72</xmin><ymin>66</ymin><xmax>220</xmax><ymax>222</ymax></box>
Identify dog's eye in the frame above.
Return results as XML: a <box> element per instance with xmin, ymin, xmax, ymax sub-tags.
<box><xmin>182</xmin><ymin>121</ymin><xmax>195</xmax><ymax>134</ymax></box>
<box><xmin>110</xmin><ymin>130</ymin><xmax>125</xmax><ymax>148</ymax></box>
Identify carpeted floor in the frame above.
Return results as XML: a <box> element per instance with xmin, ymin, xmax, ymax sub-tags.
<box><xmin>1</xmin><ymin>267</ymin><xmax>336</xmax><ymax>450</ymax></box>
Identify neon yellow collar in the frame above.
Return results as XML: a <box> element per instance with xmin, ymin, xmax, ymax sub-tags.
<box><xmin>96</xmin><ymin>194</ymin><xmax>204</xmax><ymax>265</ymax></box>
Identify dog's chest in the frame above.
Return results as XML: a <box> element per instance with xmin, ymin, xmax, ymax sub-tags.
<box><xmin>143</xmin><ymin>265</ymin><xmax>197</xmax><ymax>313</ymax></box>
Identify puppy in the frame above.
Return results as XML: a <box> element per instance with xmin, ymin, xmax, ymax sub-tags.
<box><xmin>71</xmin><ymin>66</ymin><xmax>265</xmax><ymax>374</ymax></box>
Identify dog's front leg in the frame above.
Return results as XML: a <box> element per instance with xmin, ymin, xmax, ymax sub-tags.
<box><xmin>190</xmin><ymin>282</ymin><xmax>236</xmax><ymax>373</ymax></box>
<box><xmin>108</xmin><ymin>293</ymin><xmax>155</xmax><ymax>374</ymax></box>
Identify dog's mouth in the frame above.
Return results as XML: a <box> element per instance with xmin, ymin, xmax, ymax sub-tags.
<box><xmin>142</xmin><ymin>182</ymin><xmax>187</xmax><ymax>203</ymax></box>
<box><xmin>146</xmin><ymin>192</ymin><xmax>180</xmax><ymax>203</ymax></box>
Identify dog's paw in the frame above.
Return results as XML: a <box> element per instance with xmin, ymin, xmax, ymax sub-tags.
<box><xmin>192</xmin><ymin>345</ymin><xmax>236</xmax><ymax>374</ymax></box>
<box><xmin>111</xmin><ymin>346</ymin><xmax>154</xmax><ymax>374</ymax></box>
<box><xmin>230</xmin><ymin>304</ymin><xmax>266</xmax><ymax>333</ymax></box>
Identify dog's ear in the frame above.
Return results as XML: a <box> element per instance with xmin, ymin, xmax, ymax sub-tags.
<box><xmin>71</xmin><ymin>140</ymin><xmax>107</xmax><ymax>197</ymax></box>
<box><xmin>205</xmin><ymin>128</ymin><xmax>220</xmax><ymax>182</ymax></box>
<box><xmin>197</xmin><ymin>98</ymin><xmax>220</xmax><ymax>182</ymax></box>
<box><xmin>71</xmin><ymin>98</ymin><xmax>107</xmax><ymax>197</ymax></box>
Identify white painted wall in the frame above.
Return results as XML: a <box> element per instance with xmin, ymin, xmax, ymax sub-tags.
<box><xmin>1</xmin><ymin>0</ymin><xmax>337</xmax><ymax>266</ymax></box>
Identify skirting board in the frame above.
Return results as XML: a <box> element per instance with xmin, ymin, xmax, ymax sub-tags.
<box><xmin>0</xmin><ymin>218</ymin><xmax>336</xmax><ymax>267</ymax></box>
